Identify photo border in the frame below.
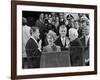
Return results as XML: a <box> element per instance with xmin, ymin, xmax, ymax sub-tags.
<box><xmin>11</xmin><ymin>1</ymin><xmax>97</xmax><ymax>80</ymax></box>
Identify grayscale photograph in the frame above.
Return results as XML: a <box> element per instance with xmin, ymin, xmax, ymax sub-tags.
<box><xmin>22</xmin><ymin>11</ymin><xmax>90</xmax><ymax>69</ymax></box>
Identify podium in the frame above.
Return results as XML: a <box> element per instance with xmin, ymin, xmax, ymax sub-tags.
<box><xmin>40</xmin><ymin>51</ymin><xmax>71</xmax><ymax>68</ymax></box>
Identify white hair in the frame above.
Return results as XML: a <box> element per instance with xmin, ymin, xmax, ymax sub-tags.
<box><xmin>69</xmin><ymin>28</ymin><xmax>78</xmax><ymax>39</ymax></box>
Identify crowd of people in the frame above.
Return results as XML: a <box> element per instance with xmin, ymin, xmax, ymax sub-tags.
<box><xmin>22</xmin><ymin>12</ymin><xmax>90</xmax><ymax>68</ymax></box>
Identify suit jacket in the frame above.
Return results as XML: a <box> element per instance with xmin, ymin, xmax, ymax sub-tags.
<box><xmin>43</xmin><ymin>44</ymin><xmax>61</xmax><ymax>52</ymax></box>
<box><xmin>69</xmin><ymin>38</ymin><xmax>84</xmax><ymax>66</ymax></box>
<box><xmin>80</xmin><ymin>36</ymin><xmax>89</xmax><ymax>65</ymax></box>
<box><xmin>25</xmin><ymin>38</ymin><xmax>41</xmax><ymax>68</ymax></box>
<box><xmin>25</xmin><ymin>38</ymin><xmax>41</xmax><ymax>57</ymax></box>
<box><xmin>54</xmin><ymin>37</ymin><xmax>69</xmax><ymax>51</ymax></box>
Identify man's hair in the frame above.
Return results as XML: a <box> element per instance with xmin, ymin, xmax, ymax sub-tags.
<box><xmin>59</xmin><ymin>24</ymin><xmax>67</xmax><ymax>31</ymax></box>
<box><xmin>69</xmin><ymin>28</ymin><xmax>78</xmax><ymax>39</ymax></box>
<box><xmin>30</xmin><ymin>27</ymin><xmax>39</xmax><ymax>35</ymax></box>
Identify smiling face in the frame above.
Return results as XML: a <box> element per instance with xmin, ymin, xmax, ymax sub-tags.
<box><xmin>47</xmin><ymin>35</ymin><xmax>54</xmax><ymax>46</ymax></box>
<box><xmin>59</xmin><ymin>25</ymin><xmax>67</xmax><ymax>38</ymax></box>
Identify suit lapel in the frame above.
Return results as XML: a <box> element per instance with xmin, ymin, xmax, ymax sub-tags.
<box><xmin>31</xmin><ymin>38</ymin><xmax>38</xmax><ymax>48</ymax></box>
<box><xmin>83</xmin><ymin>36</ymin><xmax>89</xmax><ymax>48</ymax></box>
<box><xmin>59</xmin><ymin>38</ymin><xmax>64</xmax><ymax>47</ymax></box>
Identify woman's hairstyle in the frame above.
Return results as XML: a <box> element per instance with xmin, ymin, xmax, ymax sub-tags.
<box><xmin>30</xmin><ymin>27</ymin><xmax>39</xmax><ymax>35</ymax></box>
<box><xmin>47</xmin><ymin>30</ymin><xmax>57</xmax><ymax>41</ymax></box>
<box><xmin>69</xmin><ymin>28</ymin><xmax>78</xmax><ymax>39</ymax></box>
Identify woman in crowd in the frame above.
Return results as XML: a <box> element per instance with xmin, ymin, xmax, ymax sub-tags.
<box><xmin>43</xmin><ymin>30</ymin><xmax>61</xmax><ymax>52</ymax></box>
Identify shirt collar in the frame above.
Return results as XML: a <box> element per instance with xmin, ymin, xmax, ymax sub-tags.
<box><xmin>61</xmin><ymin>37</ymin><xmax>66</xmax><ymax>40</ymax></box>
<box><xmin>31</xmin><ymin>36</ymin><xmax>38</xmax><ymax>44</ymax></box>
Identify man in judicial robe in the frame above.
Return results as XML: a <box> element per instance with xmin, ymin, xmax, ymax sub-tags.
<box><xmin>69</xmin><ymin>28</ymin><xmax>84</xmax><ymax>66</ymax></box>
<box><xmin>25</xmin><ymin>27</ymin><xmax>42</xmax><ymax>68</ymax></box>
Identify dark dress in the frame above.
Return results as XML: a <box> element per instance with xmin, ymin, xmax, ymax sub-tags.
<box><xmin>25</xmin><ymin>38</ymin><xmax>42</xmax><ymax>68</ymax></box>
<box><xmin>69</xmin><ymin>38</ymin><xmax>84</xmax><ymax>66</ymax></box>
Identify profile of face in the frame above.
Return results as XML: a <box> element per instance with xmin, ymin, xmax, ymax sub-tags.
<box><xmin>69</xmin><ymin>28</ymin><xmax>78</xmax><ymax>41</ymax></box>
<box><xmin>59</xmin><ymin>26</ymin><xmax>67</xmax><ymax>37</ymax></box>
<box><xmin>69</xmin><ymin>32</ymin><xmax>75</xmax><ymax>41</ymax></box>
<box><xmin>82</xmin><ymin>26</ymin><xmax>90</xmax><ymax>36</ymax></box>
<box><xmin>33</xmin><ymin>29</ymin><xmax>40</xmax><ymax>40</ymax></box>
<box><xmin>47</xmin><ymin>35</ymin><xmax>54</xmax><ymax>46</ymax></box>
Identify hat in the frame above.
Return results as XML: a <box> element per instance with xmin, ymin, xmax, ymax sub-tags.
<box><xmin>66</xmin><ymin>14</ymin><xmax>74</xmax><ymax>20</ymax></box>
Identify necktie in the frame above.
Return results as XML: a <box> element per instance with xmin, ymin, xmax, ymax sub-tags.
<box><xmin>62</xmin><ymin>38</ymin><xmax>65</xmax><ymax>46</ymax></box>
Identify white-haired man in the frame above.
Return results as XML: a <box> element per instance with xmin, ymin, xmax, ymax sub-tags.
<box><xmin>69</xmin><ymin>28</ymin><xmax>84</xmax><ymax>66</ymax></box>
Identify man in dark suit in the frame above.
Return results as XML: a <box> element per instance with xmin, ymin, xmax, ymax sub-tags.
<box><xmin>69</xmin><ymin>28</ymin><xmax>84</xmax><ymax>66</ymax></box>
<box><xmin>80</xmin><ymin>21</ymin><xmax>90</xmax><ymax>66</ymax></box>
<box><xmin>55</xmin><ymin>24</ymin><xmax>70</xmax><ymax>51</ymax></box>
<box><xmin>25</xmin><ymin>27</ymin><xmax>42</xmax><ymax>68</ymax></box>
